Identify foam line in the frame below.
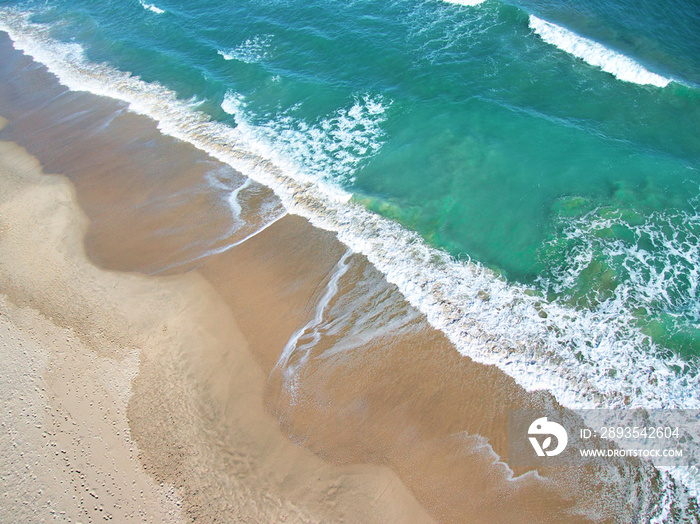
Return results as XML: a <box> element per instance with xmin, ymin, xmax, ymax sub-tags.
<box><xmin>152</xmin><ymin>209</ymin><xmax>288</xmax><ymax>274</ymax></box>
<box><xmin>276</xmin><ymin>248</ymin><xmax>353</xmax><ymax>402</ymax></box>
<box><xmin>529</xmin><ymin>15</ymin><xmax>672</xmax><ymax>87</ymax></box>
<box><xmin>227</xmin><ymin>178</ymin><xmax>253</xmax><ymax>222</ymax></box>
<box><xmin>194</xmin><ymin>208</ymin><xmax>287</xmax><ymax>257</ymax></box>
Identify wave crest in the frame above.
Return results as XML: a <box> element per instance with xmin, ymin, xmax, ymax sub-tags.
<box><xmin>217</xmin><ymin>35</ymin><xmax>272</xmax><ymax>64</ymax></box>
<box><xmin>529</xmin><ymin>15</ymin><xmax>671</xmax><ymax>88</ymax></box>
<box><xmin>139</xmin><ymin>1</ymin><xmax>165</xmax><ymax>15</ymax></box>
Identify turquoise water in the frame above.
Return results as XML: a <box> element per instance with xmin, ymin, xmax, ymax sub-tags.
<box><xmin>1</xmin><ymin>0</ymin><xmax>700</xmax><ymax>407</ymax></box>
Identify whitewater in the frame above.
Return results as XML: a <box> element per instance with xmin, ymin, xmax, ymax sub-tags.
<box><xmin>529</xmin><ymin>15</ymin><xmax>672</xmax><ymax>87</ymax></box>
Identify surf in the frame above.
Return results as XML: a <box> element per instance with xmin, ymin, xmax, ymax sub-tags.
<box><xmin>528</xmin><ymin>14</ymin><xmax>672</xmax><ymax>88</ymax></box>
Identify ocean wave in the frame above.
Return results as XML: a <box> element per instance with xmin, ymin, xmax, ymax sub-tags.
<box><xmin>2</xmin><ymin>8</ymin><xmax>699</xmax><ymax>499</ymax></box>
<box><xmin>217</xmin><ymin>35</ymin><xmax>272</xmax><ymax>64</ymax></box>
<box><xmin>2</xmin><ymin>6</ymin><xmax>698</xmax><ymax>411</ymax></box>
<box><xmin>138</xmin><ymin>1</ymin><xmax>165</xmax><ymax>15</ymax></box>
<box><xmin>221</xmin><ymin>90</ymin><xmax>389</xmax><ymax>188</ymax></box>
<box><xmin>529</xmin><ymin>15</ymin><xmax>672</xmax><ymax>88</ymax></box>
<box><xmin>539</xmin><ymin>207</ymin><xmax>700</xmax><ymax>335</ymax></box>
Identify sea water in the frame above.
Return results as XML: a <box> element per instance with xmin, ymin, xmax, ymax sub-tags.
<box><xmin>1</xmin><ymin>0</ymin><xmax>699</xmax><ymax>497</ymax></box>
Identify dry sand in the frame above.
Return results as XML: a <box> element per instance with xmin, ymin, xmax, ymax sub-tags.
<box><xmin>0</xmin><ymin>124</ymin><xmax>433</xmax><ymax>523</ymax></box>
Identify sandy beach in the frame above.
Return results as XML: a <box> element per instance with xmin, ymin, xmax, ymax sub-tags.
<box><xmin>0</xmin><ymin>121</ymin><xmax>436</xmax><ymax>522</ymax></box>
<box><xmin>0</xmin><ymin>31</ymin><xmax>685</xmax><ymax>523</ymax></box>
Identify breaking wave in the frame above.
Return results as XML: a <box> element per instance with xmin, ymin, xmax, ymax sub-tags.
<box><xmin>217</xmin><ymin>35</ymin><xmax>272</xmax><ymax>64</ymax></box>
<box><xmin>221</xmin><ymin>91</ymin><xmax>390</xmax><ymax>188</ymax></box>
<box><xmin>138</xmin><ymin>1</ymin><xmax>165</xmax><ymax>15</ymax></box>
<box><xmin>529</xmin><ymin>15</ymin><xmax>672</xmax><ymax>88</ymax></box>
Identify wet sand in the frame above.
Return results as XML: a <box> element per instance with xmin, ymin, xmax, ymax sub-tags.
<box><xmin>0</xmin><ymin>124</ymin><xmax>433</xmax><ymax>522</ymax></box>
<box><xmin>0</xmin><ymin>31</ymin><xmax>678</xmax><ymax>522</ymax></box>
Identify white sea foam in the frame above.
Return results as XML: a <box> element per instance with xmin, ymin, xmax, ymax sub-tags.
<box><xmin>227</xmin><ymin>177</ymin><xmax>252</xmax><ymax>222</ymax></box>
<box><xmin>217</xmin><ymin>35</ymin><xmax>272</xmax><ymax>64</ymax></box>
<box><xmin>169</xmin><ymin>168</ymin><xmax>288</xmax><ymax>268</ymax></box>
<box><xmin>277</xmin><ymin>248</ymin><xmax>353</xmax><ymax>402</ymax></box>
<box><xmin>299</xmin><ymin>257</ymin><xmax>425</xmax><ymax>361</ymax></box>
<box><xmin>1</xmin><ymin>9</ymin><xmax>699</xmax><ymax>504</ymax></box>
<box><xmin>529</xmin><ymin>15</ymin><xmax>672</xmax><ymax>88</ymax></box>
<box><xmin>222</xmin><ymin>90</ymin><xmax>389</xmax><ymax>188</ymax></box>
<box><xmin>539</xmin><ymin>208</ymin><xmax>700</xmax><ymax>332</ymax></box>
<box><xmin>139</xmin><ymin>1</ymin><xmax>165</xmax><ymax>15</ymax></box>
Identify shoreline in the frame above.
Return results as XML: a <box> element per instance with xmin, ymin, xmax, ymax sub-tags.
<box><xmin>2</xmin><ymin>9</ymin><xmax>691</xmax><ymax>416</ymax></box>
<box><xmin>0</xmin><ymin>127</ymin><xmax>433</xmax><ymax>522</ymax></box>
<box><xmin>0</xmin><ymin>29</ymin><xmax>691</xmax><ymax>522</ymax></box>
